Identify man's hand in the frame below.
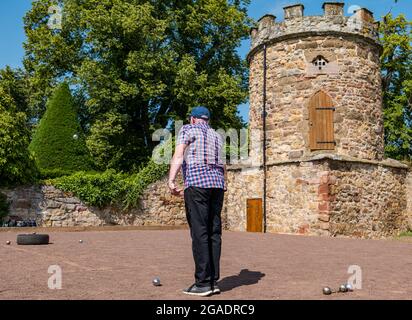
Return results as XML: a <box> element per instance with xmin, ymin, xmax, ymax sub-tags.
<box><xmin>168</xmin><ymin>180</ymin><xmax>183</xmax><ymax>197</ymax></box>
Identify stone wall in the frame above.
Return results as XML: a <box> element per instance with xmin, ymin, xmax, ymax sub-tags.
<box><xmin>329</xmin><ymin>161</ymin><xmax>409</xmax><ymax>238</ymax></box>
<box><xmin>0</xmin><ymin>177</ymin><xmax>187</xmax><ymax>228</ymax></box>
<box><xmin>2</xmin><ymin>160</ymin><xmax>410</xmax><ymax>238</ymax></box>
<box><xmin>224</xmin><ymin>168</ymin><xmax>263</xmax><ymax>231</ymax></box>
<box><xmin>1</xmin><ymin>186</ymin><xmax>43</xmax><ymax>222</ymax></box>
<box><xmin>247</xmin><ymin>48</ymin><xmax>264</xmax><ymax>165</ymax></box>
<box><xmin>226</xmin><ymin>157</ymin><xmax>410</xmax><ymax>239</ymax></box>
<box><xmin>265</xmin><ymin>160</ymin><xmax>330</xmax><ymax>235</ymax></box>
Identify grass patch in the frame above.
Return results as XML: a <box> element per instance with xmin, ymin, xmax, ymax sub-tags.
<box><xmin>399</xmin><ymin>231</ymin><xmax>412</xmax><ymax>238</ymax></box>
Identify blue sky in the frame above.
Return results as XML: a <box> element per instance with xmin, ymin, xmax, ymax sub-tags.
<box><xmin>1</xmin><ymin>0</ymin><xmax>411</xmax><ymax>121</ymax></box>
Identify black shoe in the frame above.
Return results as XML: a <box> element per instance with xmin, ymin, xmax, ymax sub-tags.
<box><xmin>212</xmin><ymin>282</ymin><xmax>221</xmax><ymax>294</ymax></box>
<box><xmin>183</xmin><ymin>284</ymin><xmax>213</xmax><ymax>297</ymax></box>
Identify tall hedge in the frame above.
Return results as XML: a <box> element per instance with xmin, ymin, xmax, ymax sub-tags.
<box><xmin>29</xmin><ymin>83</ymin><xmax>94</xmax><ymax>175</ymax></box>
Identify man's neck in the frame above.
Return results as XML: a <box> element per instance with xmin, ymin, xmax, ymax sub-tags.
<box><xmin>192</xmin><ymin>120</ymin><xmax>209</xmax><ymax>126</ymax></box>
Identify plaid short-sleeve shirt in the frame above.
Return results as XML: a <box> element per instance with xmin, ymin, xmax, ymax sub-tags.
<box><xmin>177</xmin><ymin>123</ymin><xmax>225</xmax><ymax>189</ymax></box>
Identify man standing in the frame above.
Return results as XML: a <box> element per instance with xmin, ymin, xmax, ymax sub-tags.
<box><xmin>168</xmin><ymin>106</ymin><xmax>226</xmax><ymax>297</ymax></box>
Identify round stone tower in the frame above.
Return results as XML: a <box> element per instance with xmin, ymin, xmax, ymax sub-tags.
<box><xmin>224</xmin><ymin>2</ymin><xmax>410</xmax><ymax>239</ymax></box>
<box><xmin>248</xmin><ymin>2</ymin><xmax>384</xmax><ymax>161</ymax></box>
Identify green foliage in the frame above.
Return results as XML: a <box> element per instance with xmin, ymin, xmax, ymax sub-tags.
<box><xmin>85</xmin><ymin>111</ymin><xmax>129</xmax><ymax>171</ymax></box>
<box><xmin>50</xmin><ymin>169</ymin><xmax>127</xmax><ymax>208</ymax></box>
<box><xmin>29</xmin><ymin>83</ymin><xmax>94</xmax><ymax>175</ymax></box>
<box><xmin>0</xmin><ymin>67</ymin><xmax>30</xmax><ymax>114</ymax></box>
<box><xmin>380</xmin><ymin>14</ymin><xmax>412</xmax><ymax>160</ymax></box>
<box><xmin>0</xmin><ymin>109</ymin><xmax>37</xmax><ymax>186</ymax></box>
<box><xmin>39</xmin><ymin>167</ymin><xmax>88</xmax><ymax>180</ymax></box>
<box><xmin>0</xmin><ymin>67</ymin><xmax>38</xmax><ymax>187</ymax></box>
<box><xmin>24</xmin><ymin>0</ymin><xmax>251</xmax><ymax>171</ymax></box>
<box><xmin>0</xmin><ymin>192</ymin><xmax>10</xmax><ymax>222</ymax></box>
<box><xmin>50</xmin><ymin>159</ymin><xmax>169</xmax><ymax>209</ymax></box>
<box><xmin>123</xmin><ymin>159</ymin><xmax>169</xmax><ymax>209</ymax></box>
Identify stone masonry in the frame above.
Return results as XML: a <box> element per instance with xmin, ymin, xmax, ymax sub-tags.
<box><xmin>0</xmin><ymin>176</ymin><xmax>186</xmax><ymax>228</ymax></box>
<box><xmin>225</xmin><ymin>2</ymin><xmax>412</xmax><ymax>238</ymax></box>
<box><xmin>249</xmin><ymin>6</ymin><xmax>384</xmax><ymax>161</ymax></box>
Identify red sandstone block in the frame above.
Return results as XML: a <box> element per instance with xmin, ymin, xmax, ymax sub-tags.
<box><xmin>319</xmin><ymin>193</ymin><xmax>331</xmax><ymax>201</ymax></box>
<box><xmin>298</xmin><ymin>224</ymin><xmax>309</xmax><ymax>234</ymax></box>
<box><xmin>318</xmin><ymin>193</ymin><xmax>336</xmax><ymax>201</ymax></box>
<box><xmin>318</xmin><ymin>184</ymin><xmax>329</xmax><ymax>194</ymax></box>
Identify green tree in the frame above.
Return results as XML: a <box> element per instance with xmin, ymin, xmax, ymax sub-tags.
<box><xmin>29</xmin><ymin>83</ymin><xmax>94</xmax><ymax>176</ymax></box>
<box><xmin>379</xmin><ymin>14</ymin><xmax>412</xmax><ymax>160</ymax></box>
<box><xmin>23</xmin><ymin>0</ymin><xmax>251</xmax><ymax>171</ymax></box>
<box><xmin>0</xmin><ymin>67</ymin><xmax>37</xmax><ymax>186</ymax></box>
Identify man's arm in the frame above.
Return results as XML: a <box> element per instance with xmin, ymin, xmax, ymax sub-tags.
<box><xmin>168</xmin><ymin>143</ymin><xmax>187</xmax><ymax>196</ymax></box>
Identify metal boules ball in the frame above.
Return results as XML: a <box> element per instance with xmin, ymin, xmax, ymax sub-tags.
<box><xmin>345</xmin><ymin>284</ymin><xmax>353</xmax><ymax>292</ymax></box>
<box><xmin>79</xmin><ymin>240</ymin><xmax>83</xmax><ymax>244</ymax></box>
<box><xmin>152</xmin><ymin>277</ymin><xmax>161</xmax><ymax>287</ymax></box>
<box><xmin>339</xmin><ymin>284</ymin><xmax>348</xmax><ymax>293</ymax></box>
<box><xmin>323</xmin><ymin>287</ymin><xmax>332</xmax><ymax>295</ymax></box>
<box><xmin>6</xmin><ymin>241</ymin><xmax>11</xmax><ymax>245</ymax></box>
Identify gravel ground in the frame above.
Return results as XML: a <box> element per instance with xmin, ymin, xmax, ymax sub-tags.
<box><xmin>0</xmin><ymin>229</ymin><xmax>411</xmax><ymax>300</ymax></box>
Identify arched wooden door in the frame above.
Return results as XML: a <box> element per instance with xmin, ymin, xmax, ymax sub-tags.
<box><xmin>309</xmin><ymin>91</ymin><xmax>335</xmax><ymax>150</ymax></box>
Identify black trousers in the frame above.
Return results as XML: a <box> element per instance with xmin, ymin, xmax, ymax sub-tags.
<box><xmin>184</xmin><ymin>186</ymin><xmax>224</xmax><ymax>287</ymax></box>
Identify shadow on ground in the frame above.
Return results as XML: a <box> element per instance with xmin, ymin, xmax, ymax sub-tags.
<box><xmin>219</xmin><ymin>269</ymin><xmax>265</xmax><ymax>292</ymax></box>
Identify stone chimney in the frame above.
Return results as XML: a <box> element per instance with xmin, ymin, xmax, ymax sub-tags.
<box><xmin>322</xmin><ymin>2</ymin><xmax>344</xmax><ymax>16</ymax></box>
<box><xmin>283</xmin><ymin>4</ymin><xmax>304</xmax><ymax>20</ymax></box>
<box><xmin>257</xmin><ymin>14</ymin><xmax>276</xmax><ymax>31</ymax></box>
<box><xmin>356</xmin><ymin>8</ymin><xmax>374</xmax><ymax>23</ymax></box>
